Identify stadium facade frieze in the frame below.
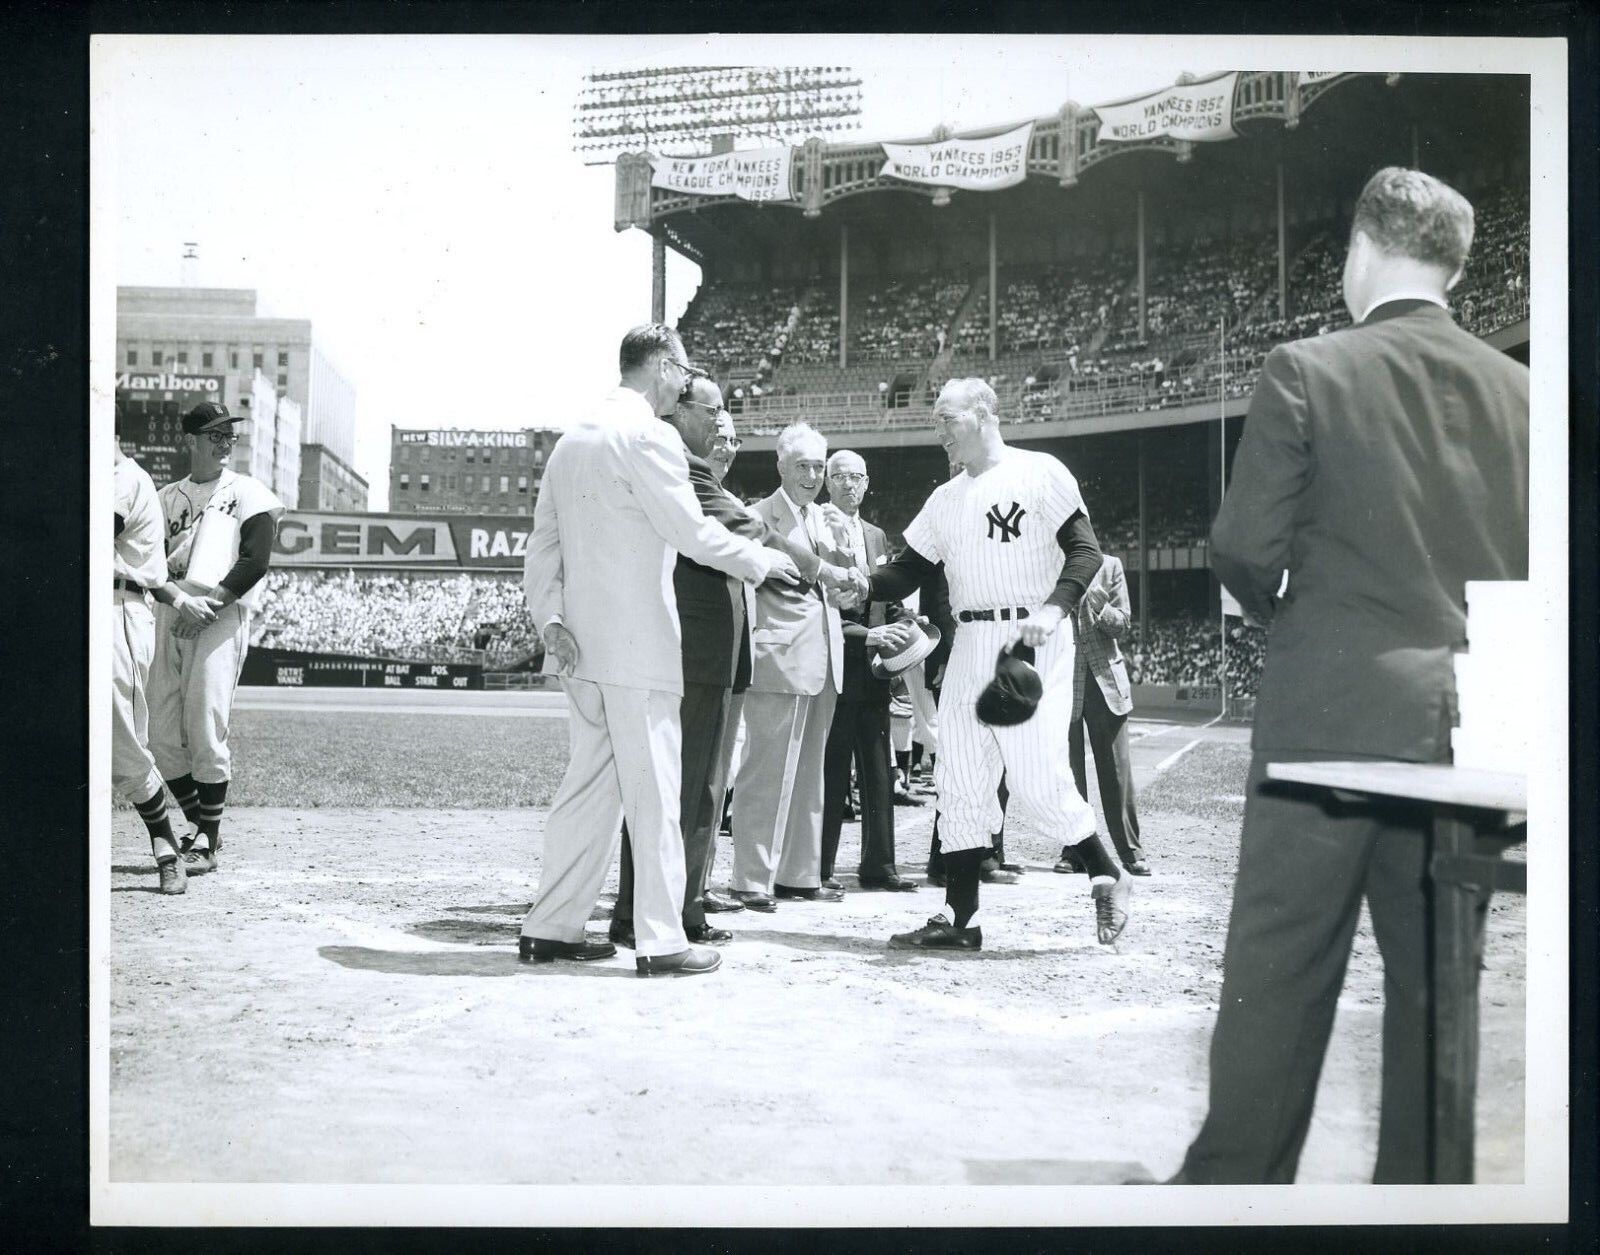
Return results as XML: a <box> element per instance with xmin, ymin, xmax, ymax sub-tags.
<box><xmin>272</xmin><ymin>510</ymin><xmax>532</xmax><ymax>570</ymax></box>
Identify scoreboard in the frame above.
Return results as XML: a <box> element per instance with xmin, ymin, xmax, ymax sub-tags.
<box><xmin>116</xmin><ymin>371</ymin><xmax>227</xmax><ymax>485</ymax></box>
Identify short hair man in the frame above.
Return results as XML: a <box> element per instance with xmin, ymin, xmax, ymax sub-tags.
<box><xmin>865</xmin><ymin>379</ymin><xmax>1128</xmax><ymax>949</ymax></box>
<box><xmin>147</xmin><ymin>400</ymin><xmax>285</xmax><ymax>876</ymax></box>
<box><xmin>521</xmin><ymin>324</ymin><xmax>801</xmax><ymax>977</ymax></box>
<box><xmin>818</xmin><ymin>449</ymin><xmax>920</xmax><ymax>891</ymax></box>
<box><xmin>610</xmin><ymin>378</ymin><xmax>857</xmax><ymax>948</ymax></box>
<box><xmin>1174</xmin><ymin>168</ymin><xmax>1529</xmax><ymax>1183</ymax></box>
<box><xmin>727</xmin><ymin>423</ymin><xmax>853</xmax><ymax>909</ymax></box>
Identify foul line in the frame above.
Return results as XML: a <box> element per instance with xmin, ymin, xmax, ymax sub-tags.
<box><xmin>1152</xmin><ymin>711</ymin><xmax>1226</xmax><ymax>774</ymax></box>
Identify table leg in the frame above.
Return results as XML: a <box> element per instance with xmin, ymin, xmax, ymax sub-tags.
<box><xmin>1428</xmin><ymin>811</ymin><xmax>1487</xmax><ymax>1184</ymax></box>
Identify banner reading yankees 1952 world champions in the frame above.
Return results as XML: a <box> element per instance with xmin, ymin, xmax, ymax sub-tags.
<box><xmin>1093</xmin><ymin>72</ymin><xmax>1239</xmax><ymax>144</ymax></box>
<box><xmin>878</xmin><ymin>121</ymin><xmax>1034</xmax><ymax>191</ymax></box>
<box><xmin>650</xmin><ymin>146</ymin><xmax>794</xmax><ymax>202</ymax></box>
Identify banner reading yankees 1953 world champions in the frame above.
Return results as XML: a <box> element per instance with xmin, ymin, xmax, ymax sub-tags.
<box><xmin>649</xmin><ymin>146</ymin><xmax>794</xmax><ymax>203</ymax></box>
<box><xmin>1093</xmin><ymin>72</ymin><xmax>1240</xmax><ymax>144</ymax></box>
<box><xmin>879</xmin><ymin>121</ymin><xmax>1034</xmax><ymax>191</ymax></box>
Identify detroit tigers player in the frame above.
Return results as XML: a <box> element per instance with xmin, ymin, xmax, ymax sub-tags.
<box><xmin>113</xmin><ymin>403</ymin><xmax>218</xmax><ymax>894</ymax></box>
<box><xmin>147</xmin><ymin>401</ymin><xmax>285</xmax><ymax>875</ymax></box>
<box><xmin>865</xmin><ymin>378</ymin><xmax>1133</xmax><ymax>949</ymax></box>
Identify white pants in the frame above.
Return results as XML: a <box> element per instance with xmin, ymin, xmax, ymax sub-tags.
<box><xmin>522</xmin><ymin>678</ymin><xmax>688</xmax><ymax>958</ymax></box>
<box><xmin>934</xmin><ymin>616</ymin><xmax>1097</xmax><ymax>853</ymax></box>
<box><xmin>148</xmin><ymin>600</ymin><xmax>251</xmax><ymax>785</ymax></box>
<box><xmin>906</xmin><ymin>660</ymin><xmax>938</xmax><ymax>754</ymax></box>
<box><xmin>730</xmin><ymin>685</ymin><xmax>837</xmax><ymax>893</ymax></box>
<box><xmin>112</xmin><ymin>593</ymin><xmax>164</xmax><ymax>804</ymax></box>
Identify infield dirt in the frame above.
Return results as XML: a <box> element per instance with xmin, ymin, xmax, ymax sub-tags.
<box><xmin>106</xmin><ymin>737</ymin><xmax>1526</xmax><ymax>1193</ymax></box>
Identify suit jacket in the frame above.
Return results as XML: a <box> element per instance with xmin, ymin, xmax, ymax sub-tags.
<box><xmin>523</xmin><ymin>387</ymin><xmax>773</xmax><ymax>696</ymax></box>
<box><xmin>1071</xmin><ymin>554</ymin><xmax>1133</xmax><ymax>719</ymax></box>
<box><xmin>1212</xmin><ymin>299</ymin><xmax>1528</xmax><ymax>760</ymax></box>
<box><xmin>677</xmin><ymin>453</ymin><xmax>823</xmax><ymax>690</ymax></box>
<box><xmin>835</xmin><ymin>513</ymin><xmax>893</xmax><ymax>699</ymax></box>
<box><xmin>745</xmin><ymin>490</ymin><xmax>848</xmax><ymax>697</ymax></box>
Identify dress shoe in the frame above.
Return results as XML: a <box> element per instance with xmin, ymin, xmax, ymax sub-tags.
<box><xmin>1124</xmin><ymin>858</ymin><xmax>1152</xmax><ymax>876</ymax></box>
<box><xmin>821</xmin><ymin>877</ymin><xmax>844</xmax><ymax>891</ymax></box>
<box><xmin>608</xmin><ymin>919</ymin><xmax>636</xmax><ymax>949</ymax></box>
<box><xmin>702</xmin><ymin>889</ymin><xmax>747</xmax><ymax>914</ymax></box>
<box><xmin>685</xmin><ymin>922</ymin><xmax>732</xmax><ymax>944</ymax></box>
<box><xmin>888</xmin><ymin>913</ymin><xmax>982</xmax><ymax>951</ymax></box>
<box><xmin>729</xmin><ymin>889</ymin><xmax>777</xmax><ymax>913</ymax></box>
<box><xmin>1054</xmin><ymin>845</ymin><xmax>1088</xmax><ymax>874</ymax></box>
<box><xmin>775</xmin><ymin>883</ymin><xmax>844</xmax><ymax>902</ymax></box>
<box><xmin>998</xmin><ymin>861</ymin><xmax>1024</xmax><ymax>874</ymax></box>
<box><xmin>636</xmin><ymin>947</ymin><xmax>722</xmax><ymax>977</ymax></box>
<box><xmin>858</xmin><ymin>873</ymin><xmax>919</xmax><ymax>892</ymax></box>
<box><xmin>519</xmin><ymin>935</ymin><xmax>617</xmax><ymax>963</ymax></box>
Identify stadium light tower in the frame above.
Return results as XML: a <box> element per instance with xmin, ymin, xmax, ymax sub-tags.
<box><xmin>571</xmin><ymin>66</ymin><xmax>863</xmax><ymax>163</ymax></box>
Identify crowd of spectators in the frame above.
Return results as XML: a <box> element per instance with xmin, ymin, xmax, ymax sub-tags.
<box><xmin>1449</xmin><ymin>182</ymin><xmax>1530</xmax><ymax>336</ymax></box>
<box><xmin>677</xmin><ymin>282</ymin><xmax>809</xmax><ymax>375</ymax></box>
<box><xmin>252</xmin><ymin>570</ymin><xmax>540</xmax><ymax>667</ymax></box>
<box><xmin>1103</xmin><ymin>233</ymin><xmax>1278</xmax><ymax>353</ymax></box>
<box><xmin>850</xmin><ymin>274</ymin><xmax>969</xmax><ymax>360</ymax></box>
<box><xmin>1126</xmin><ymin>612</ymin><xmax>1268</xmax><ymax>696</ymax></box>
<box><xmin>951</xmin><ymin>256</ymin><xmax>1131</xmax><ymax>360</ymax></box>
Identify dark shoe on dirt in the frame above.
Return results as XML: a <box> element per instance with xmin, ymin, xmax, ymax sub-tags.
<box><xmin>888</xmin><ymin>913</ymin><xmax>981</xmax><ymax>951</ymax></box>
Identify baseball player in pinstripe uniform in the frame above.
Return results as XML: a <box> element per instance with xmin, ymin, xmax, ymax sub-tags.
<box><xmin>865</xmin><ymin>379</ymin><xmax>1133</xmax><ymax>949</ymax></box>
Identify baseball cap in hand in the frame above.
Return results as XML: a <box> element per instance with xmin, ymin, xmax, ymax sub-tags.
<box><xmin>182</xmin><ymin>400</ymin><xmax>243</xmax><ymax>434</ymax></box>
<box><xmin>976</xmin><ymin>642</ymin><xmax>1043</xmax><ymax>726</ymax></box>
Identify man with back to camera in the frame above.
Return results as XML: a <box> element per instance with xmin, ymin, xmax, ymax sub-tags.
<box><xmin>726</xmin><ymin>423</ymin><xmax>854</xmax><ymax>911</ymax></box>
<box><xmin>147</xmin><ymin>400</ymin><xmax>285</xmax><ymax>877</ymax></box>
<box><xmin>112</xmin><ymin>400</ymin><xmax>219</xmax><ymax>894</ymax></box>
<box><xmin>1173</xmin><ymin>168</ymin><xmax>1529</xmax><ymax>1183</ymax></box>
<box><xmin>609</xmin><ymin>378</ymin><xmax>860</xmax><ymax>949</ymax></box>
<box><xmin>520</xmin><ymin>324</ymin><xmax>802</xmax><ymax>978</ymax></box>
<box><xmin>864</xmin><ymin>379</ymin><xmax>1131</xmax><ymax>950</ymax></box>
<box><xmin>817</xmin><ymin>449</ymin><xmax>920</xmax><ymax>892</ymax></box>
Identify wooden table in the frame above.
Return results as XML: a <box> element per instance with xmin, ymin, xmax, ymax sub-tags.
<box><xmin>1266</xmin><ymin>760</ymin><xmax>1527</xmax><ymax>1184</ymax></box>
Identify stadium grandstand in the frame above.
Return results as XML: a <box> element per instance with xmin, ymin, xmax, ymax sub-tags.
<box><xmin>252</xmin><ymin>71</ymin><xmax>1528</xmax><ymax>707</ymax></box>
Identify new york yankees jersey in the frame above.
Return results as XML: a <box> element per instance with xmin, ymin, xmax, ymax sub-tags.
<box><xmin>158</xmin><ymin>468</ymin><xmax>284</xmax><ymax>612</ymax></box>
<box><xmin>114</xmin><ymin>454</ymin><xmax>168</xmax><ymax>589</ymax></box>
<box><xmin>903</xmin><ymin>448</ymin><xmax>1085</xmax><ymax>613</ymax></box>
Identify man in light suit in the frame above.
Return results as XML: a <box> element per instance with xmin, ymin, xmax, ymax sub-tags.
<box><xmin>728</xmin><ymin>422</ymin><xmax>853</xmax><ymax>909</ymax></box>
<box><xmin>521</xmin><ymin>325</ymin><xmax>801</xmax><ymax>978</ymax></box>
<box><xmin>1058</xmin><ymin>553</ymin><xmax>1149</xmax><ymax>875</ymax></box>
<box><xmin>819</xmin><ymin>449</ymin><xmax>920</xmax><ymax>891</ymax></box>
<box><xmin>612</xmin><ymin>381</ymin><xmax>858</xmax><ymax>948</ymax></box>
<box><xmin>1174</xmin><ymin>169</ymin><xmax>1529</xmax><ymax>1182</ymax></box>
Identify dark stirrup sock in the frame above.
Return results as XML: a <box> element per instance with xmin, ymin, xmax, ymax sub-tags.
<box><xmin>135</xmin><ymin>788</ymin><xmax>178</xmax><ymax>858</ymax></box>
<box><xmin>165</xmin><ymin>774</ymin><xmax>201</xmax><ymax>827</ymax></box>
<box><xmin>944</xmin><ymin>847</ymin><xmax>986</xmax><ymax>928</ymax></box>
<box><xmin>195</xmin><ymin>779</ymin><xmax>229</xmax><ymax>849</ymax></box>
<box><xmin>1070</xmin><ymin>832</ymin><xmax>1121</xmax><ymax>882</ymax></box>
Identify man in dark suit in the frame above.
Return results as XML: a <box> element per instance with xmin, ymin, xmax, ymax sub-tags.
<box><xmin>1174</xmin><ymin>168</ymin><xmax>1529</xmax><ymax>1184</ymax></box>
<box><xmin>819</xmin><ymin>450</ymin><xmax>920</xmax><ymax>892</ymax></box>
<box><xmin>1059</xmin><ymin>554</ymin><xmax>1148</xmax><ymax>875</ymax></box>
<box><xmin>612</xmin><ymin>380</ymin><xmax>858</xmax><ymax>946</ymax></box>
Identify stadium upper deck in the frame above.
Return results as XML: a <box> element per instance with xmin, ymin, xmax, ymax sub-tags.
<box><xmin>615</xmin><ymin>71</ymin><xmax>1530</xmax><ymax>449</ymax></box>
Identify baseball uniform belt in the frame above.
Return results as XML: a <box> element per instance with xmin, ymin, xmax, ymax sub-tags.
<box><xmin>114</xmin><ymin>578</ymin><xmax>147</xmax><ymax>594</ymax></box>
<box><xmin>957</xmin><ymin>607</ymin><xmax>1030</xmax><ymax>623</ymax></box>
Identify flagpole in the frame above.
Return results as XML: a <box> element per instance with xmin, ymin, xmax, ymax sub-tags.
<box><xmin>1218</xmin><ymin>315</ymin><xmax>1227</xmax><ymax>719</ymax></box>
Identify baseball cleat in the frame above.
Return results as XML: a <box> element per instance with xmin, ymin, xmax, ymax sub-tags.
<box><xmin>178</xmin><ymin>824</ymin><xmax>202</xmax><ymax>855</ymax></box>
<box><xmin>184</xmin><ymin>845</ymin><xmax>218</xmax><ymax>875</ymax></box>
<box><xmin>157</xmin><ymin>857</ymin><xmax>187</xmax><ymax>895</ymax></box>
<box><xmin>888</xmin><ymin>913</ymin><xmax>982</xmax><ymax>951</ymax></box>
<box><xmin>1093</xmin><ymin>875</ymin><xmax>1133</xmax><ymax>944</ymax></box>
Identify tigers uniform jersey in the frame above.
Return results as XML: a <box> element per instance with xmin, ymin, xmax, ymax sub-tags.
<box><xmin>903</xmin><ymin>446</ymin><xmax>1096</xmax><ymax>853</ymax></box>
<box><xmin>157</xmin><ymin>468</ymin><xmax>284</xmax><ymax>614</ymax></box>
<box><xmin>114</xmin><ymin>454</ymin><xmax>168</xmax><ymax>589</ymax></box>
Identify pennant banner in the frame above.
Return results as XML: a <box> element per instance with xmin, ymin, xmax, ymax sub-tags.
<box><xmin>650</xmin><ymin>147</ymin><xmax>794</xmax><ymax>203</ymax></box>
<box><xmin>1093</xmin><ymin>73</ymin><xmax>1239</xmax><ymax>144</ymax></box>
<box><xmin>879</xmin><ymin>121</ymin><xmax>1034</xmax><ymax>192</ymax></box>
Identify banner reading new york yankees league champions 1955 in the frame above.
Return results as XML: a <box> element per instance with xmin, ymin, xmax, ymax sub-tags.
<box><xmin>1093</xmin><ymin>72</ymin><xmax>1239</xmax><ymax>144</ymax></box>
<box><xmin>878</xmin><ymin>121</ymin><xmax>1033</xmax><ymax>192</ymax></box>
<box><xmin>650</xmin><ymin>147</ymin><xmax>794</xmax><ymax>203</ymax></box>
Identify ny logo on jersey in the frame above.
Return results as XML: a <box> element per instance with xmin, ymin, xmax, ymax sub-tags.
<box><xmin>985</xmin><ymin>501</ymin><xmax>1027</xmax><ymax>543</ymax></box>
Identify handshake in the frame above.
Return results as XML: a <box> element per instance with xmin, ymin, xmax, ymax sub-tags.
<box><xmin>819</xmin><ymin>564</ymin><xmax>870</xmax><ymax>611</ymax></box>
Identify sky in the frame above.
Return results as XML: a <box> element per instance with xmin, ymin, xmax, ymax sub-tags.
<box><xmin>96</xmin><ymin>33</ymin><xmax>1531</xmax><ymax>510</ymax></box>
